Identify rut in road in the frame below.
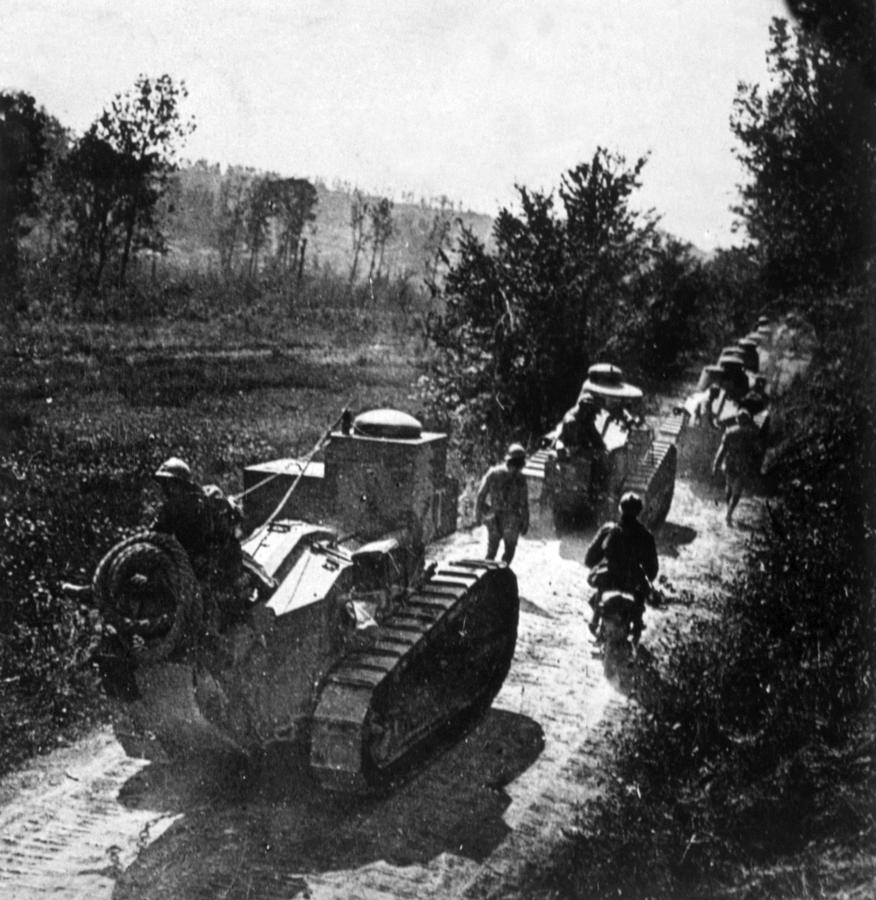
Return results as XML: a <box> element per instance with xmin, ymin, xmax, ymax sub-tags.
<box><xmin>0</xmin><ymin>732</ymin><xmax>179</xmax><ymax>899</ymax></box>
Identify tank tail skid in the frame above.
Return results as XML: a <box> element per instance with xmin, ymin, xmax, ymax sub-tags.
<box><xmin>309</xmin><ymin>560</ymin><xmax>519</xmax><ymax>793</ymax></box>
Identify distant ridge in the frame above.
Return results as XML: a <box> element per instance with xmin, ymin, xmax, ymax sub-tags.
<box><xmin>168</xmin><ymin>162</ymin><xmax>494</xmax><ymax>282</ymax></box>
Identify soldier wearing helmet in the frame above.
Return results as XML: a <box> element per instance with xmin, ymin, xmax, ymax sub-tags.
<box><xmin>475</xmin><ymin>443</ymin><xmax>530</xmax><ymax>564</ymax></box>
<box><xmin>584</xmin><ymin>491</ymin><xmax>659</xmax><ymax>642</ymax></box>
<box><xmin>740</xmin><ymin>375</ymin><xmax>769</xmax><ymax>417</ymax></box>
<box><xmin>557</xmin><ymin>391</ymin><xmax>604</xmax><ymax>458</ymax></box>
<box><xmin>712</xmin><ymin>407</ymin><xmax>762</xmax><ymax>525</ymax></box>
<box><xmin>151</xmin><ymin>458</ymin><xmax>245</xmax><ymax>620</ymax></box>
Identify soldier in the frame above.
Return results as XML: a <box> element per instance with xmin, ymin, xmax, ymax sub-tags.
<box><xmin>475</xmin><ymin>443</ymin><xmax>530</xmax><ymax>564</ymax></box>
<box><xmin>584</xmin><ymin>492</ymin><xmax>658</xmax><ymax>642</ymax></box>
<box><xmin>712</xmin><ymin>409</ymin><xmax>762</xmax><ymax>525</ymax></box>
<box><xmin>740</xmin><ymin>375</ymin><xmax>769</xmax><ymax>417</ymax></box>
<box><xmin>152</xmin><ymin>458</ymin><xmax>250</xmax><ymax>626</ymax></box>
<box><xmin>151</xmin><ymin>458</ymin><xmax>242</xmax><ymax>574</ymax></box>
<box><xmin>558</xmin><ymin>392</ymin><xmax>604</xmax><ymax>457</ymax></box>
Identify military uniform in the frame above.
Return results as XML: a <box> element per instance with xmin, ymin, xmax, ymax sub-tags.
<box><xmin>713</xmin><ymin>416</ymin><xmax>762</xmax><ymax>524</ymax></box>
<box><xmin>585</xmin><ymin>505</ymin><xmax>658</xmax><ymax>640</ymax></box>
<box><xmin>585</xmin><ymin>516</ymin><xmax>658</xmax><ymax>598</ymax></box>
<box><xmin>152</xmin><ymin>485</ymin><xmax>241</xmax><ymax>577</ymax></box>
<box><xmin>559</xmin><ymin>405</ymin><xmax>604</xmax><ymax>454</ymax></box>
<box><xmin>475</xmin><ymin>461</ymin><xmax>529</xmax><ymax>564</ymax></box>
<box><xmin>152</xmin><ymin>481</ymin><xmax>246</xmax><ymax>628</ymax></box>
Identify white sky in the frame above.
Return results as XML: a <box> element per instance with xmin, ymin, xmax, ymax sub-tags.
<box><xmin>3</xmin><ymin>0</ymin><xmax>788</xmax><ymax>251</ymax></box>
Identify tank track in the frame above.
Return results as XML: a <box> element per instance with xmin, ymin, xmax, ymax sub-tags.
<box><xmin>523</xmin><ymin>448</ymin><xmax>551</xmax><ymax>482</ymax></box>
<box><xmin>309</xmin><ymin>560</ymin><xmax>519</xmax><ymax>793</ymax></box>
<box><xmin>624</xmin><ymin>436</ymin><xmax>678</xmax><ymax>529</ymax></box>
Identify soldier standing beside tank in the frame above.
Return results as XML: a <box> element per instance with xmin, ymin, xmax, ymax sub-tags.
<box><xmin>475</xmin><ymin>443</ymin><xmax>530</xmax><ymax>564</ymax></box>
<box><xmin>584</xmin><ymin>492</ymin><xmax>658</xmax><ymax>642</ymax></box>
<box><xmin>558</xmin><ymin>392</ymin><xmax>604</xmax><ymax>457</ymax></box>
<box><xmin>152</xmin><ymin>457</ymin><xmax>248</xmax><ymax>625</ymax></box>
<box><xmin>712</xmin><ymin>409</ymin><xmax>762</xmax><ymax>526</ymax></box>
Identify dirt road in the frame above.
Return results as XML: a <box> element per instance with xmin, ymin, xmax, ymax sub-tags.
<box><xmin>0</xmin><ymin>476</ymin><xmax>755</xmax><ymax>900</ymax></box>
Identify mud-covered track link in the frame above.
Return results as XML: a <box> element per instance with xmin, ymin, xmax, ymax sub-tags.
<box><xmin>309</xmin><ymin>560</ymin><xmax>519</xmax><ymax>793</ymax></box>
<box><xmin>626</xmin><ymin>439</ymin><xmax>678</xmax><ymax>529</ymax></box>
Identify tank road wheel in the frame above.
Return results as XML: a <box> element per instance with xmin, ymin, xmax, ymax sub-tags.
<box><xmin>93</xmin><ymin>531</ymin><xmax>201</xmax><ymax>665</ymax></box>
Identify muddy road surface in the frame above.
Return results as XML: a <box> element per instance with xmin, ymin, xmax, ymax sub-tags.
<box><xmin>0</xmin><ymin>478</ymin><xmax>755</xmax><ymax>899</ymax></box>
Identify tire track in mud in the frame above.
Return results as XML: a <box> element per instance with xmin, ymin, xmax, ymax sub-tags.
<box><xmin>0</xmin><ymin>482</ymin><xmax>755</xmax><ymax>900</ymax></box>
<box><xmin>0</xmin><ymin>732</ymin><xmax>179</xmax><ymax>899</ymax></box>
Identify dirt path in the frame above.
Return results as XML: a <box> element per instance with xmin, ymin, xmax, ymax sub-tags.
<box><xmin>0</xmin><ymin>476</ymin><xmax>756</xmax><ymax>900</ymax></box>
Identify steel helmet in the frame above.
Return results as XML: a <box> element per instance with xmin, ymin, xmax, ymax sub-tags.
<box><xmin>154</xmin><ymin>457</ymin><xmax>192</xmax><ymax>483</ymax></box>
<box><xmin>505</xmin><ymin>443</ymin><xmax>527</xmax><ymax>462</ymax></box>
<box><xmin>619</xmin><ymin>491</ymin><xmax>643</xmax><ymax>517</ymax></box>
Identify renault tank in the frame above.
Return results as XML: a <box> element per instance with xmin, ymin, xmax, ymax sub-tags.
<box><xmin>524</xmin><ymin>364</ymin><xmax>681</xmax><ymax>529</ymax></box>
<box><xmin>91</xmin><ymin>409</ymin><xmax>519</xmax><ymax>793</ymax></box>
<box><xmin>676</xmin><ymin>323</ymin><xmax>772</xmax><ymax>482</ymax></box>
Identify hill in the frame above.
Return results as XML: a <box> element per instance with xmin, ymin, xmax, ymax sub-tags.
<box><xmin>167</xmin><ymin>162</ymin><xmax>495</xmax><ymax>283</ymax></box>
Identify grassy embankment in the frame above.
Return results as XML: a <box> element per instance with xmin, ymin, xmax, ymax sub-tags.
<box><xmin>518</xmin><ymin>293</ymin><xmax>875</xmax><ymax>900</ymax></box>
<box><xmin>0</xmin><ymin>307</ymin><xmax>430</xmax><ymax>776</ymax></box>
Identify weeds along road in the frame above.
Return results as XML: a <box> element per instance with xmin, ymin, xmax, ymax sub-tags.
<box><xmin>0</xmin><ymin>479</ymin><xmax>755</xmax><ymax>900</ymax></box>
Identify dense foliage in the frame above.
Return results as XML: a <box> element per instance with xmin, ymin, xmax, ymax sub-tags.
<box><xmin>0</xmin><ymin>92</ymin><xmax>53</xmax><ymax>302</ymax></box>
<box><xmin>423</xmin><ymin>148</ymin><xmax>708</xmax><ymax>458</ymax></box>
<box><xmin>731</xmin><ymin>17</ymin><xmax>876</xmax><ymax>294</ymax></box>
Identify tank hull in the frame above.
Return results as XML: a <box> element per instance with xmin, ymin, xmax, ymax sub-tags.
<box><xmin>527</xmin><ymin>412</ymin><xmax>683</xmax><ymax>530</ymax></box>
<box><xmin>104</xmin><ymin>543</ymin><xmax>519</xmax><ymax>793</ymax></box>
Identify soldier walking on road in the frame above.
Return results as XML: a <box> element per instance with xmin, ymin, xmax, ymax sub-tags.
<box><xmin>475</xmin><ymin>443</ymin><xmax>530</xmax><ymax>564</ymax></box>
<box><xmin>584</xmin><ymin>492</ymin><xmax>658</xmax><ymax>642</ymax></box>
<box><xmin>712</xmin><ymin>409</ymin><xmax>762</xmax><ymax>525</ymax></box>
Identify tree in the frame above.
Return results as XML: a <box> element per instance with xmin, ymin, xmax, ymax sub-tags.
<box><xmin>58</xmin><ymin>131</ymin><xmax>132</xmax><ymax>302</ymax></box>
<box><xmin>88</xmin><ymin>74</ymin><xmax>194</xmax><ymax>288</ymax></box>
<box><xmin>0</xmin><ymin>92</ymin><xmax>51</xmax><ymax>303</ymax></box>
<box><xmin>731</xmin><ymin>16</ymin><xmax>876</xmax><ymax>295</ymax></box>
<box><xmin>427</xmin><ymin>148</ymin><xmax>661</xmax><ymax>446</ymax></box>
<box><xmin>215</xmin><ymin>166</ymin><xmax>256</xmax><ymax>279</ymax></box>
<box><xmin>271</xmin><ymin>177</ymin><xmax>318</xmax><ymax>278</ymax></box>
<box><xmin>422</xmin><ymin>196</ymin><xmax>455</xmax><ymax>297</ymax></box>
<box><xmin>606</xmin><ymin>236</ymin><xmax>707</xmax><ymax>379</ymax></box>
<box><xmin>348</xmin><ymin>189</ymin><xmax>369</xmax><ymax>287</ymax></box>
<box><xmin>244</xmin><ymin>174</ymin><xmax>275</xmax><ymax>278</ymax></box>
<box><xmin>366</xmin><ymin>196</ymin><xmax>394</xmax><ymax>283</ymax></box>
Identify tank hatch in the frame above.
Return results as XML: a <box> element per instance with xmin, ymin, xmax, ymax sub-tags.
<box><xmin>352</xmin><ymin>409</ymin><xmax>422</xmax><ymax>439</ymax></box>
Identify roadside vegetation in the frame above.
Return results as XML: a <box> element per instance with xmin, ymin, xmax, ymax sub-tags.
<box><xmin>518</xmin><ymin>287</ymin><xmax>875</xmax><ymax>899</ymax></box>
<box><xmin>511</xmin><ymin>4</ymin><xmax>876</xmax><ymax>897</ymax></box>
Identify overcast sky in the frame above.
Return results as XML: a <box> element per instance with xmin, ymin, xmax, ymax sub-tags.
<box><xmin>4</xmin><ymin>0</ymin><xmax>788</xmax><ymax>251</ymax></box>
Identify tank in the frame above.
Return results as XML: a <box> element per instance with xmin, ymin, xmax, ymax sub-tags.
<box><xmin>676</xmin><ymin>324</ymin><xmax>773</xmax><ymax>482</ymax></box>
<box><xmin>524</xmin><ymin>364</ymin><xmax>681</xmax><ymax>529</ymax></box>
<box><xmin>92</xmin><ymin>409</ymin><xmax>519</xmax><ymax>793</ymax></box>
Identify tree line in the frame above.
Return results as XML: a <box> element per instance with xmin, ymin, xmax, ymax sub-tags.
<box><xmin>1</xmin><ymin>75</ymin><xmax>463</xmax><ymax>319</ymax></box>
